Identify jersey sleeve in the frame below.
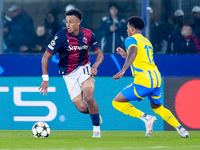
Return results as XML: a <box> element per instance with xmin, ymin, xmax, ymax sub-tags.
<box><xmin>47</xmin><ymin>30</ymin><xmax>65</xmax><ymax>55</ymax></box>
<box><xmin>125</xmin><ymin>36</ymin><xmax>137</xmax><ymax>50</ymax></box>
<box><xmin>89</xmin><ymin>33</ymin><xmax>100</xmax><ymax>51</ymax></box>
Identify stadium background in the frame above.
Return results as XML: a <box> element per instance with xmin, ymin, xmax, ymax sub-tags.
<box><xmin>0</xmin><ymin>0</ymin><xmax>200</xmax><ymax>132</ymax></box>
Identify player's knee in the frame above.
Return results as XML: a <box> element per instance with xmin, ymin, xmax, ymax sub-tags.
<box><xmin>86</xmin><ymin>99</ymin><xmax>96</xmax><ymax>108</ymax></box>
<box><xmin>77</xmin><ymin>105</ymin><xmax>88</xmax><ymax>114</ymax></box>
<box><xmin>84</xmin><ymin>94</ymin><xmax>94</xmax><ymax>103</ymax></box>
<box><xmin>150</xmin><ymin>101</ymin><xmax>162</xmax><ymax>109</ymax></box>
<box><xmin>152</xmin><ymin>104</ymin><xmax>163</xmax><ymax>114</ymax></box>
<box><xmin>85</xmin><ymin>95</ymin><xmax>96</xmax><ymax>107</ymax></box>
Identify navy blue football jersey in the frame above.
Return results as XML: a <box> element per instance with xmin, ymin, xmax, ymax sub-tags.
<box><xmin>47</xmin><ymin>27</ymin><xmax>100</xmax><ymax>75</ymax></box>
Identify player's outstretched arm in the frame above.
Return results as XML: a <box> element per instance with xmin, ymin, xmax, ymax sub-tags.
<box><xmin>39</xmin><ymin>51</ymin><xmax>53</xmax><ymax>95</ymax></box>
<box><xmin>116</xmin><ymin>47</ymin><xmax>127</xmax><ymax>58</ymax></box>
<box><xmin>113</xmin><ymin>46</ymin><xmax>137</xmax><ymax>80</ymax></box>
<box><xmin>121</xmin><ymin>46</ymin><xmax>137</xmax><ymax>71</ymax></box>
<box><xmin>90</xmin><ymin>49</ymin><xmax>104</xmax><ymax>76</ymax></box>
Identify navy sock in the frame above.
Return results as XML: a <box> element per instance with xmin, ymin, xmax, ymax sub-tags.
<box><xmin>90</xmin><ymin>113</ymin><xmax>100</xmax><ymax>126</ymax></box>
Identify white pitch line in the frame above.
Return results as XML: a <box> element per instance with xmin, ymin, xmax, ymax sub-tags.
<box><xmin>1</xmin><ymin>146</ymin><xmax>200</xmax><ymax>150</ymax></box>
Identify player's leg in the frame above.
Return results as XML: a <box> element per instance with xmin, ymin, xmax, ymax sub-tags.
<box><xmin>82</xmin><ymin>77</ymin><xmax>98</xmax><ymax>114</ymax></box>
<box><xmin>72</xmin><ymin>93</ymin><xmax>89</xmax><ymax>114</ymax></box>
<box><xmin>82</xmin><ymin>76</ymin><xmax>101</xmax><ymax>138</ymax></box>
<box><xmin>113</xmin><ymin>83</ymin><xmax>144</xmax><ymax>118</ymax></box>
<box><xmin>149</xmin><ymin>88</ymin><xmax>189</xmax><ymax>138</ymax></box>
<box><xmin>151</xmin><ymin>102</ymin><xmax>189</xmax><ymax>138</ymax></box>
<box><xmin>63</xmin><ymin>73</ymin><xmax>89</xmax><ymax>113</ymax></box>
<box><xmin>63</xmin><ymin>65</ymin><xmax>101</xmax><ymax>138</ymax></box>
<box><xmin>112</xmin><ymin>83</ymin><xmax>157</xmax><ymax>137</ymax></box>
<box><xmin>72</xmin><ymin>93</ymin><xmax>102</xmax><ymax>125</ymax></box>
<box><xmin>112</xmin><ymin>92</ymin><xmax>143</xmax><ymax>118</ymax></box>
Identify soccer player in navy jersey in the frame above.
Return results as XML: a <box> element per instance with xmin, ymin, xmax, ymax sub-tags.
<box><xmin>39</xmin><ymin>9</ymin><xmax>104</xmax><ymax>138</ymax></box>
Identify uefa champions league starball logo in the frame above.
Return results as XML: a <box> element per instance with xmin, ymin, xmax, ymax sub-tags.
<box><xmin>83</xmin><ymin>37</ymin><xmax>87</xmax><ymax>44</ymax></box>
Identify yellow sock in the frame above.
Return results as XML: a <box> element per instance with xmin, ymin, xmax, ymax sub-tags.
<box><xmin>152</xmin><ymin>105</ymin><xmax>180</xmax><ymax>128</ymax></box>
<box><xmin>112</xmin><ymin>100</ymin><xmax>143</xmax><ymax>118</ymax></box>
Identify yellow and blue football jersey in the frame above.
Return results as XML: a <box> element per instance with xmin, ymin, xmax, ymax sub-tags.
<box><xmin>125</xmin><ymin>33</ymin><xmax>161</xmax><ymax>89</ymax></box>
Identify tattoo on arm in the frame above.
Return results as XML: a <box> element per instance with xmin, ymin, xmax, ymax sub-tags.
<box><xmin>122</xmin><ymin>46</ymin><xmax>137</xmax><ymax>71</ymax></box>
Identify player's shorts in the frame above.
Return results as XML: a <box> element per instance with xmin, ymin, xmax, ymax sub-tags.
<box><xmin>62</xmin><ymin>63</ymin><xmax>94</xmax><ymax>101</ymax></box>
<box><xmin>121</xmin><ymin>82</ymin><xmax>163</xmax><ymax>104</ymax></box>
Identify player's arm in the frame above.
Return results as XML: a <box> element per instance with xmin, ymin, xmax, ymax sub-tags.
<box><xmin>122</xmin><ymin>46</ymin><xmax>137</xmax><ymax>72</ymax></box>
<box><xmin>90</xmin><ymin>32</ymin><xmax>104</xmax><ymax>76</ymax></box>
<box><xmin>116</xmin><ymin>47</ymin><xmax>127</xmax><ymax>58</ymax></box>
<box><xmin>91</xmin><ymin>49</ymin><xmax>104</xmax><ymax>76</ymax></box>
<box><xmin>39</xmin><ymin>51</ymin><xmax>53</xmax><ymax>95</ymax></box>
<box><xmin>38</xmin><ymin>30</ymin><xmax>63</xmax><ymax>94</ymax></box>
<box><xmin>113</xmin><ymin>36</ymin><xmax>137</xmax><ymax>80</ymax></box>
<box><xmin>113</xmin><ymin>46</ymin><xmax>137</xmax><ymax>80</ymax></box>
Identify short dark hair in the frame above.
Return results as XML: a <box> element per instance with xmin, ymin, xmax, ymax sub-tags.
<box><xmin>108</xmin><ymin>3</ymin><xmax>119</xmax><ymax>10</ymax></box>
<box><xmin>128</xmin><ymin>16</ymin><xmax>144</xmax><ymax>30</ymax></box>
<box><xmin>65</xmin><ymin>8</ymin><xmax>82</xmax><ymax>21</ymax></box>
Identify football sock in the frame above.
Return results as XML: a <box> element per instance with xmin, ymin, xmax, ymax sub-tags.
<box><xmin>112</xmin><ymin>100</ymin><xmax>143</xmax><ymax>118</ymax></box>
<box><xmin>90</xmin><ymin>113</ymin><xmax>100</xmax><ymax>126</ymax></box>
<box><xmin>152</xmin><ymin>105</ymin><xmax>180</xmax><ymax>128</ymax></box>
<box><xmin>93</xmin><ymin>126</ymin><xmax>100</xmax><ymax>132</ymax></box>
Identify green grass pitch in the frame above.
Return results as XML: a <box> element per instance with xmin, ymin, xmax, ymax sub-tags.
<box><xmin>0</xmin><ymin>130</ymin><xmax>199</xmax><ymax>150</ymax></box>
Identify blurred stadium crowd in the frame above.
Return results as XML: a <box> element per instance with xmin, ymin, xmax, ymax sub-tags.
<box><xmin>1</xmin><ymin>0</ymin><xmax>200</xmax><ymax>54</ymax></box>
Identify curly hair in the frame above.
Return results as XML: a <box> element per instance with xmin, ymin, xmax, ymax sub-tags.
<box><xmin>128</xmin><ymin>16</ymin><xmax>144</xmax><ymax>30</ymax></box>
<box><xmin>65</xmin><ymin>8</ymin><xmax>82</xmax><ymax>21</ymax></box>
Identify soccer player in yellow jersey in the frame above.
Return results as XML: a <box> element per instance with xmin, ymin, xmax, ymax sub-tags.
<box><xmin>112</xmin><ymin>16</ymin><xmax>189</xmax><ymax>138</ymax></box>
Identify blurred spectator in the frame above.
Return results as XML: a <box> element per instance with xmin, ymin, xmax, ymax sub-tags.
<box><xmin>167</xmin><ymin>25</ymin><xmax>199</xmax><ymax>54</ymax></box>
<box><xmin>62</xmin><ymin>4</ymin><xmax>86</xmax><ymax>27</ymax></box>
<box><xmin>33</xmin><ymin>26</ymin><xmax>50</xmax><ymax>53</ymax></box>
<box><xmin>44</xmin><ymin>12</ymin><xmax>61</xmax><ymax>40</ymax></box>
<box><xmin>155</xmin><ymin>16</ymin><xmax>174</xmax><ymax>54</ymax></box>
<box><xmin>181</xmin><ymin>25</ymin><xmax>200</xmax><ymax>54</ymax></box>
<box><xmin>148</xmin><ymin>7</ymin><xmax>162</xmax><ymax>53</ymax></box>
<box><xmin>98</xmin><ymin>3</ymin><xmax>126</xmax><ymax>54</ymax></box>
<box><xmin>4</xmin><ymin>5</ymin><xmax>36</xmax><ymax>53</ymax></box>
<box><xmin>166</xmin><ymin>9</ymin><xmax>185</xmax><ymax>54</ymax></box>
<box><xmin>173</xmin><ymin>9</ymin><xmax>185</xmax><ymax>34</ymax></box>
<box><xmin>191</xmin><ymin>6</ymin><xmax>200</xmax><ymax>44</ymax></box>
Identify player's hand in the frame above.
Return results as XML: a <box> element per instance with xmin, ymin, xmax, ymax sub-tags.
<box><xmin>38</xmin><ymin>81</ymin><xmax>49</xmax><ymax>95</ymax></box>
<box><xmin>113</xmin><ymin>70</ymin><xmax>125</xmax><ymax>80</ymax></box>
<box><xmin>90</xmin><ymin>66</ymin><xmax>98</xmax><ymax>76</ymax></box>
<box><xmin>116</xmin><ymin>47</ymin><xmax>127</xmax><ymax>58</ymax></box>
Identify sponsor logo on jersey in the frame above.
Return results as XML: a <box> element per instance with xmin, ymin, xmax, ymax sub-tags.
<box><xmin>68</xmin><ymin>45</ymin><xmax>88</xmax><ymax>51</ymax></box>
